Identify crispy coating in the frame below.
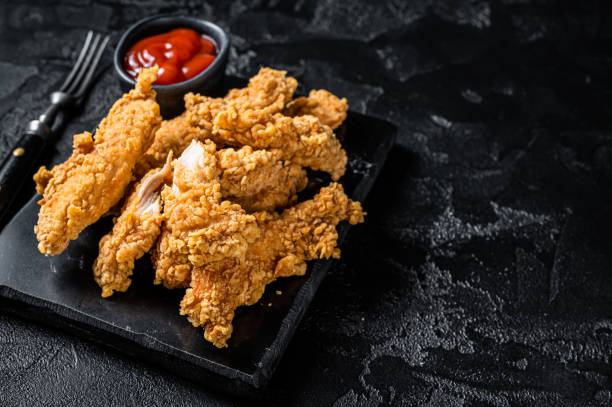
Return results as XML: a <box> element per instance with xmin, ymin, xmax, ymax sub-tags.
<box><xmin>216</xmin><ymin>146</ymin><xmax>308</xmax><ymax>212</ymax></box>
<box><xmin>183</xmin><ymin>67</ymin><xmax>297</xmax><ymax>141</ymax></box>
<box><xmin>93</xmin><ymin>154</ymin><xmax>173</xmax><ymax>297</ymax></box>
<box><xmin>216</xmin><ymin>146</ymin><xmax>284</xmax><ymax>197</ymax></box>
<box><xmin>283</xmin><ymin>89</ymin><xmax>349</xmax><ymax>129</ymax></box>
<box><xmin>260</xmin><ymin>115</ymin><xmax>345</xmax><ymax>180</ymax></box>
<box><xmin>34</xmin><ymin>131</ymin><xmax>94</xmax><ymax>196</ymax></box>
<box><xmin>34</xmin><ymin>68</ymin><xmax>161</xmax><ymax>255</ymax></box>
<box><xmin>180</xmin><ymin>182</ymin><xmax>365</xmax><ymax>347</ymax></box>
<box><xmin>153</xmin><ymin>140</ymin><xmax>259</xmax><ymax>289</ymax></box>
<box><xmin>227</xmin><ymin>162</ymin><xmax>307</xmax><ymax>212</ymax></box>
<box><xmin>224</xmin><ymin>67</ymin><xmax>298</xmax><ymax>111</ymax></box>
<box><xmin>190</xmin><ymin>105</ymin><xmax>347</xmax><ymax>180</ymax></box>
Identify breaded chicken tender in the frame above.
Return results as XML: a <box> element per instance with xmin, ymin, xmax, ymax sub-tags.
<box><xmin>189</xmin><ymin>104</ymin><xmax>347</xmax><ymax>179</ymax></box>
<box><xmin>34</xmin><ymin>67</ymin><xmax>161</xmax><ymax>255</ymax></box>
<box><xmin>185</xmin><ymin>69</ymin><xmax>347</xmax><ymax>179</ymax></box>
<box><xmin>259</xmin><ymin>114</ymin><xmax>345</xmax><ymax>180</ymax></box>
<box><xmin>180</xmin><ymin>182</ymin><xmax>364</xmax><ymax>347</ymax></box>
<box><xmin>283</xmin><ymin>89</ymin><xmax>348</xmax><ymax>130</ymax></box>
<box><xmin>223</xmin><ymin>67</ymin><xmax>298</xmax><ymax>112</ymax></box>
<box><xmin>153</xmin><ymin>140</ymin><xmax>259</xmax><ymax>289</ymax></box>
<box><xmin>93</xmin><ymin>154</ymin><xmax>173</xmax><ymax>297</ymax></box>
<box><xmin>226</xmin><ymin>161</ymin><xmax>307</xmax><ymax>212</ymax></box>
<box><xmin>135</xmin><ymin>67</ymin><xmax>298</xmax><ymax>175</ymax></box>
<box><xmin>216</xmin><ymin>146</ymin><xmax>308</xmax><ymax>212</ymax></box>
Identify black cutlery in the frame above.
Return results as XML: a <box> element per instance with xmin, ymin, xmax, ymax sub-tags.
<box><xmin>0</xmin><ymin>31</ymin><xmax>109</xmax><ymax>224</ymax></box>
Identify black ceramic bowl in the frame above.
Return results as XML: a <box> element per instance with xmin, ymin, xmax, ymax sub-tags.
<box><xmin>114</xmin><ymin>15</ymin><xmax>229</xmax><ymax>118</ymax></box>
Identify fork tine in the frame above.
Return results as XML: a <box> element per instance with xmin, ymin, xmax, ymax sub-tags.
<box><xmin>74</xmin><ymin>35</ymin><xmax>110</xmax><ymax>99</ymax></box>
<box><xmin>65</xmin><ymin>33</ymin><xmax>102</xmax><ymax>95</ymax></box>
<box><xmin>59</xmin><ymin>31</ymin><xmax>94</xmax><ymax>93</ymax></box>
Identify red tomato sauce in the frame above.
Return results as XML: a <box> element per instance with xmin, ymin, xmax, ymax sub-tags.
<box><xmin>123</xmin><ymin>28</ymin><xmax>217</xmax><ymax>85</ymax></box>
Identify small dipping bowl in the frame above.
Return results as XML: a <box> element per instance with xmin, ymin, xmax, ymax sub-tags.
<box><xmin>114</xmin><ymin>15</ymin><xmax>229</xmax><ymax>117</ymax></box>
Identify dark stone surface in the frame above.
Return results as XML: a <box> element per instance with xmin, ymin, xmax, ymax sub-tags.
<box><xmin>0</xmin><ymin>0</ymin><xmax>611</xmax><ymax>406</ymax></box>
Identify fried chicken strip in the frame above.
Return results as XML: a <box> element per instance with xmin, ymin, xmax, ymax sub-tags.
<box><xmin>153</xmin><ymin>140</ymin><xmax>259</xmax><ymax>289</ymax></box>
<box><xmin>180</xmin><ymin>182</ymin><xmax>365</xmax><ymax>347</ymax></box>
<box><xmin>93</xmin><ymin>154</ymin><xmax>173</xmax><ymax>298</ymax></box>
<box><xmin>135</xmin><ymin>67</ymin><xmax>298</xmax><ymax>175</ymax></box>
<box><xmin>260</xmin><ymin>114</ymin><xmax>345</xmax><ymax>180</ymax></box>
<box><xmin>223</xmin><ymin>67</ymin><xmax>298</xmax><ymax>111</ymax></box>
<box><xmin>34</xmin><ymin>67</ymin><xmax>161</xmax><ymax>255</ymax></box>
<box><xmin>216</xmin><ymin>146</ymin><xmax>308</xmax><ymax>212</ymax></box>
<box><xmin>283</xmin><ymin>89</ymin><xmax>348</xmax><ymax>130</ymax></box>
<box><xmin>185</xmin><ymin>67</ymin><xmax>346</xmax><ymax>179</ymax></box>
<box><xmin>226</xmin><ymin>162</ymin><xmax>307</xmax><ymax>212</ymax></box>
<box><xmin>189</xmin><ymin>102</ymin><xmax>347</xmax><ymax>180</ymax></box>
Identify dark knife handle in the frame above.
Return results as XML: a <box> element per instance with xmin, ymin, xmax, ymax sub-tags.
<box><xmin>0</xmin><ymin>131</ymin><xmax>47</xmax><ymax>222</ymax></box>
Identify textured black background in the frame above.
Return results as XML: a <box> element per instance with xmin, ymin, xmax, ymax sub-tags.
<box><xmin>1</xmin><ymin>1</ymin><xmax>611</xmax><ymax>406</ymax></box>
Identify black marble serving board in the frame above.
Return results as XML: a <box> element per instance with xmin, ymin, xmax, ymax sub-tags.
<box><xmin>0</xmin><ymin>107</ymin><xmax>395</xmax><ymax>396</ymax></box>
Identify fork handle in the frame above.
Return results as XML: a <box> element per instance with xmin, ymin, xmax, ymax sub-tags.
<box><xmin>0</xmin><ymin>128</ymin><xmax>48</xmax><ymax>224</ymax></box>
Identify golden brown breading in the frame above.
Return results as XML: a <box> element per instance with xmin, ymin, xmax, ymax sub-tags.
<box><xmin>180</xmin><ymin>182</ymin><xmax>364</xmax><ymax>347</ymax></box>
<box><xmin>224</xmin><ymin>67</ymin><xmax>298</xmax><ymax>111</ymax></box>
<box><xmin>93</xmin><ymin>154</ymin><xmax>173</xmax><ymax>298</ymax></box>
<box><xmin>262</xmin><ymin>115</ymin><xmax>345</xmax><ymax>180</ymax></box>
<box><xmin>34</xmin><ymin>67</ymin><xmax>161</xmax><ymax>255</ymax></box>
<box><xmin>184</xmin><ymin>68</ymin><xmax>297</xmax><ymax>146</ymax></box>
<box><xmin>227</xmin><ymin>162</ymin><xmax>307</xmax><ymax>212</ymax></box>
<box><xmin>216</xmin><ymin>146</ymin><xmax>284</xmax><ymax>197</ymax></box>
<box><xmin>34</xmin><ymin>131</ymin><xmax>94</xmax><ymax>196</ymax></box>
<box><xmin>190</xmin><ymin>106</ymin><xmax>347</xmax><ymax>180</ymax></box>
<box><xmin>153</xmin><ymin>140</ymin><xmax>259</xmax><ymax>289</ymax></box>
<box><xmin>216</xmin><ymin>146</ymin><xmax>308</xmax><ymax>212</ymax></box>
<box><xmin>283</xmin><ymin>89</ymin><xmax>348</xmax><ymax>130</ymax></box>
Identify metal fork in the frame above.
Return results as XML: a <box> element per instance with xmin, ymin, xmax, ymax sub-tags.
<box><xmin>0</xmin><ymin>31</ymin><xmax>110</xmax><ymax>223</ymax></box>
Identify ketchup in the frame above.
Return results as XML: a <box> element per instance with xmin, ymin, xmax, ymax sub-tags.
<box><xmin>123</xmin><ymin>28</ymin><xmax>217</xmax><ymax>85</ymax></box>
